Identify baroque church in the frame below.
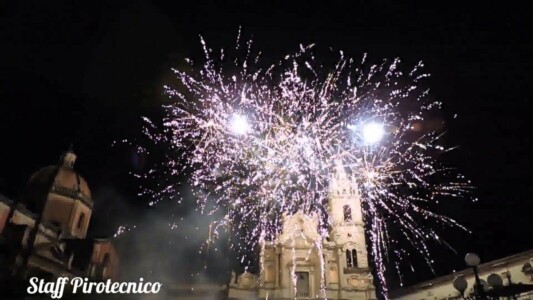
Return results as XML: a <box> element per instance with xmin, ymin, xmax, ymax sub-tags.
<box><xmin>228</xmin><ymin>162</ymin><xmax>377</xmax><ymax>300</ymax></box>
<box><xmin>0</xmin><ymin>149</ymin><xmax>118</xmax><ymax>294</ymax></box>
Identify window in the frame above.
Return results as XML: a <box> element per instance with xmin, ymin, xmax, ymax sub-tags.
<box><xmin>346</xmin><ymin>250</ymin><xmax>353</xmax><ymax>267</ymax></box>
<box><xmin>102</xmin><ymin>253</ymin><xmax>110</xmax><ymax>266</ymax></box>
<box><xmin>352</xmin><ymin>249</ymin><xmax>358</xmax><ymax>267</ymax></box>
<box><xmin>77</xmin><ymin>213</ymin><xmax>86</xmax><ymax>229</ymax></box>
<box><xmin>343</xmin><ymin>205</ymin><xmax>352</xmax><ymax>222</ymax></box>
<box><xmin>346</xmin><ymin>249</ymin><xmax>358</xmax><ymax>268</ymax></box>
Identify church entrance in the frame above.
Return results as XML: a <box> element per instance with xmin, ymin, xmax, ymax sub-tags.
<box><xmin>295</xmin><ymin>271</ymin><xmax>309</xmax><ymax>298</ymax></box>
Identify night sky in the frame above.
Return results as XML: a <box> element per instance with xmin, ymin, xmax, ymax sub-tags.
<box><xmin>1</xmin><ymin>0</ymin><xmax>532</xmax><ymax>291</ymax></box>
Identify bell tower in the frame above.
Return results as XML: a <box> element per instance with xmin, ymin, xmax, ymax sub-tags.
<box><xmin>329</xmin><ymin>161</ymin><xmax>362</xmax><ymax>226</ymax></box>
<box><xmin>328</xmin><ymin>160</ymin><xmax>368</xmax><ymax>269</ymax></box>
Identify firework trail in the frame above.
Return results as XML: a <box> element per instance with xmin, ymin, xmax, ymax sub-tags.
<box><xmin>140</xmin><ymin>33</ymin><xmax>471</xmax><ymax>296</ymax></box>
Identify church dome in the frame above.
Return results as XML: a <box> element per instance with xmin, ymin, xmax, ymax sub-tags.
<box><xmin>22</xmin><ymin>150</ymin><xmax>92</xmax><ymax>213</ymax></box>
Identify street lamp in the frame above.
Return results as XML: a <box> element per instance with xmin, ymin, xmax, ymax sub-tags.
<box><xmin>453</xmin><ymin>275</ymin><xmax>468</xmax><ymax>298</ymax></box>
<box><xmin>453</xmin><ymin>253</ymin><xmax>533</xmax><ymax>299</ymax></box>
<box><xmin>486</xmin><ymin>273</ymin><xmax>503</xmax><ymax>288</ymax></box>
<box><xmin>465</xmin><ymin>253</ymin><xmax>480</xmax><ymax>267</ymax></box>
<box><xmin>465</xmin><ymin>253</ymin><xmax>485</xmax><ymax>299</ymax></box>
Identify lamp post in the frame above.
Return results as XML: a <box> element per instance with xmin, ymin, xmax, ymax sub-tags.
<box><xmin>465</xmin><ymin>253</ymin><xmax>486</xmax><ymax>299</ymax></box>
<box><xmin>453</xmin><ymin>253</ymin><xmax>533</xmax><ymax>299</ymax></box>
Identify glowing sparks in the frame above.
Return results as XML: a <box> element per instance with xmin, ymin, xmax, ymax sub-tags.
<box><xmin>140</xmin><ymin>35</ymin><xmax>472</xmax><ymax>297</ymax></box>
<box><xmin>229</xmin><ymin>113</ymin><xmax>251</xmax><ymax>135</ymax></box>
<box><xmin>362</xmin><ymin>122</ymin><xmax>385</xmax><ymax>145</ymax></box>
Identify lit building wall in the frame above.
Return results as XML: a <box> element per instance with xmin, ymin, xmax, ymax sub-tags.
<box><xmin>391</xmin><ymin>250</ymin><xmax>533</xmax><ymax>300</ymax></box>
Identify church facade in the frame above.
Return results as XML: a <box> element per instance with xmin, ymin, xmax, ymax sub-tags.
<box><xmin>228</xmin><ymin>163</ymin><xmax>376</xmax><ymax>300</ymax></box>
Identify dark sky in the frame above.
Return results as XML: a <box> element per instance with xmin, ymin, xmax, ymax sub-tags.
<box><xmin>1</xmin><ymin>0</ymin><xmax>532</xmax><ymax>290</ymax></box>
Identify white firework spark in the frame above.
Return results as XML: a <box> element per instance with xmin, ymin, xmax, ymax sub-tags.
<box><xmin>140</xmin><ymin>34</ymin><xmax>471</xmax><ymax>297</ymax></box>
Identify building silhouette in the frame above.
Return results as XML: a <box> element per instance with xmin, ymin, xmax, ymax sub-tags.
<box><xmin>0</xmin><ymin>149</ymin><xmax>118</xmax><ymax>296</ymax></box>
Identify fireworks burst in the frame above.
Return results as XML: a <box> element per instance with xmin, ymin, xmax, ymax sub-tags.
<box><xmin>140</xmin><ymin>33</ymin><xmax>471</xmax><ymax>297</ymax></box>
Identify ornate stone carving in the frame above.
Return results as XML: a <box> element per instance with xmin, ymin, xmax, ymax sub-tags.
<box><xmin>50</xmin><ymin>185</ymin><xmax>92</xmax><ymax>207</ymax></box>
<box><xmin>238</xmin><ymin>271</ymin><xmax>258</xmax><ymax>289</ymax></box>
<box><xmin>347</xmin><ymin>273</ymin><xmax>373</xmax><ymax>290</ymax></box>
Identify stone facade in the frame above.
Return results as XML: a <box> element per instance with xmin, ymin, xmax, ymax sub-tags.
<box><xmin>229</xmin><ymin>162</ymin><xmax>376</xmax><ymax>300</ymax></box>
